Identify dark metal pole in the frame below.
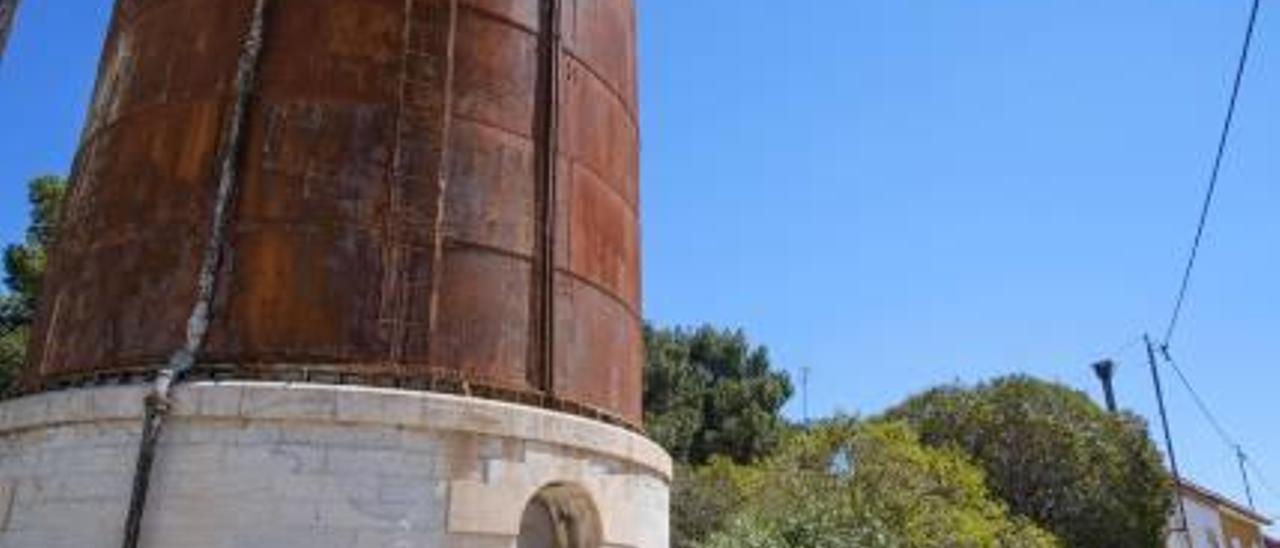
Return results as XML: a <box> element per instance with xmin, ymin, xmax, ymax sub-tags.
<box><xmin>1147</xmin><ymin>334</ymin><xmax>1190</xmax><ymax>540</ymax></box>
<box><xmin>1237</xmin><ymin>446</ymin><xmax>1256</xmax><ymax>511</ymax></box>
<box><xmin>1092</xmin><ymin>359</ymin><xmax>1118</xmax><ymax>413</ymax></box>
<box><xmin>801</xmin><ymin>366</ymin><xmax>810</xmax><ymax>425</ymax></box>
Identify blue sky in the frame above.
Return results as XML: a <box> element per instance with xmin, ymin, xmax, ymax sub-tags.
<box><xmin>3</xmin><ymin>0</ymin><xmax>1278</xmax><ymax>524</ymax></box>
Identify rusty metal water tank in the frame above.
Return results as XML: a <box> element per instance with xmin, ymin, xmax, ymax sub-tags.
<box><xmin>0</xmin><ymin>0</ymin><xmax>18</xmax><ymax>64</ymax></box>
<box><xmin>27</xmin><ymin>0</ymin><xmax>642</xmax><ymax>427</ymax></box>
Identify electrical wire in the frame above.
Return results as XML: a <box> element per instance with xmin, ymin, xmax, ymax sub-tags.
<box><xmin>1158</xmin><ymin>347</ymin><xmax>1238</xmax><ymax>450</ymax></box>
<box><xmin>1159</xmin><ymin>347</ymin><xmax>1280</xmax><ymax>520</ymax></box>
<box><xmin>1162</xmin><ymin>0</ymin><xmax>1263</xmax><ymax>347</ymax></box>
<box><xmin>1139</xmin><ymin>0</ymin><xmax>1274</xmax><ymax>520</ymax></box>
<box><xmin>1105</xmin><ymin>334</ymin><xmax>1145</xmax><ymax>365</ymax></box>
<box><xmin>1245</xmin><ymin>456</ymin><xmax>1280</xmax><ymax>506</ymax></box>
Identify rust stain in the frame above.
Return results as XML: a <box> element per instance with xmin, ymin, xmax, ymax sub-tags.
<box><xmin>28</xmin><ymin>0</ymin><xmax>642</xmax><ymax>429</ymax></box>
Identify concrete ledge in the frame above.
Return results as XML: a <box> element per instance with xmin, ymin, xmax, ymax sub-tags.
<box><xmin>0</xmin><ymin>382</ymin><xmax>672</xmax><ymax>481</ymax></box>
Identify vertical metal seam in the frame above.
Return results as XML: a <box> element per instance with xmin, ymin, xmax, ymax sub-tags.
<box><xmin>120</xmin><ymin>0</ymin><xmax>271</xmax><ymax>545</ymax></box>
<box><xmin>531</xmin><ymin>0</ymin><xmax>562</xmax><ymax>396</ymax></box>
<box><xmin>35</xmin><ymin>294</ymin><xmax>62</xmax><ymax>381</ymax></box>
<box><xmin>427</xmin><ymin>0</ymin><xmax>461</xmax><ymax>369</ymax></box>
<box><xmin>544</xmin><ymin>0</ymin><xmax>561</xmax><ymax>397</ymax></box>
<box><xmin>381</xmin><ymin>0</ymin><xmax>415</xmax><ymax>368</ymax></box>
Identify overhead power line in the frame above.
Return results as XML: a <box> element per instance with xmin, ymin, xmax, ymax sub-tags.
<box><xmin>1159</xmin><ymin>347</ymin><xmax>1238</xmax><ymax>450</ymax></box>
<box><xmin>1244</xmin><ymin>457</ymin><xmax>1280</xmax><ymax>508</ymax></box>
<box><xmin>1158</xmin><ymin>346</ymin><xmax>1275</xmax><ymax>516</ymax></box>
<box><xmin>1100</xmin><ymin>0</ymin><xmax>1270</xmax><ymax>525</ymax></box>
<box><xmin>1107</xmin><ymin>334</ymin><xmax>1145</xmax><ymax>361</ymax></box>
<box><xmin>1163</xmin><ymin>0</ymin><xmax>1263</xmax><ymax>347</ymax></box>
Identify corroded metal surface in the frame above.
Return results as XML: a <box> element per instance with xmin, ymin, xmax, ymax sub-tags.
<box><xmin>0</xmin><ymin>0</ymin><xmax>17</xmax><ymax>64</ymax></box>
<box><xmin>27</xmin><ymin>0</ymin><xmax>642</xmax><ymax>426</ymax></box>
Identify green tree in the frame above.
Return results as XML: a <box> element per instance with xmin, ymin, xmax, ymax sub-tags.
<box><xmin>693</xmin><ymin>418</ymin><xmax>1060</xmax><ymax>548</ymax></box>
<box><xmin>883</xmin><ymin>375</ymin><xmax>1173</xmax><ymax>548</ymax></box>
<box><xmin>0</xmin><ymin>299</ymin><xmax>26</xmax><ymax>392</ymax></box>
<box><xmin>669</xmin><ymin>462</ymin><xmax>748</xmax><ymax>548</ymax></box>
<box><xmin>1</xmin><ymin>175</ymin><xmax>67</xmax><ymax>393</ymax></box>
<box><xmin>644</xmin><ymin>324</ymin><xmax>794</xmax><ymax>465</ymax></box>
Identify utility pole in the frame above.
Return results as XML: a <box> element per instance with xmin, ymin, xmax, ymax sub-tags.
<box><xmin>1147</xmin><ymin>334</ymin><xmax>1190</xmax><ymax>543</ymax></box>
<box><xmin>1092</xmin><ymin>359</ymin><xmax>1119</xmax><ymax>413</ymax></box>
<box><xmin>800</xmin><ymin>366</ymin><xmax>810</xmax><ymax>425</ymax></box>
<box><xmin>1237</xmin><ymin>446</ymin><xmax>1257</xmax><ymax>510</ymax></box>
<box><xmin>0</xmin><ymin>0</ymin><xmax>18</xmax><ymax>66</ymax></box>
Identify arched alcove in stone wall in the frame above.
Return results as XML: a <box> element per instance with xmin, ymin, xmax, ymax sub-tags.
<box><xmin>517</xmin><ymin>483</ymin><xmax>603</xmax><ymax>548</ymax></box>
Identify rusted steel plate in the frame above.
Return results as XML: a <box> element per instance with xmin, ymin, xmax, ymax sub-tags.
<box><xmin>568</xmin><ymin>163</ymin><xmax>639</xmax><ymax>309</ymax></box>
<box><xmin>432</xmin><ymin>247</ymin><xmax>533</xmax><ymax>392</ymax></box>
<box><xmin>555</xmin><ymin>276</ymin><xmax>643</xmax><ymax>423</ymax></box>
<box><xmin>28</xmin><ymin>0</ymin><xmax>642</xmax><ymax>428</ymax></box>
<box><xmin>0</xmin><ymin>0</ymin><xmax>20</xmax><ymax>64</ymax></box>
<box><xmin>563</xmin><ymin>58</ymin><xmax>639</xmax><ymax>211</ymax></box>
<box><xmin>563</xmin><ymin>0</ymin><xmax>638</xmax><ymax>117</ymax></box>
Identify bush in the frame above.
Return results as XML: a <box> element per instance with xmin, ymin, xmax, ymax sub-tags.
<box><xmin>686</xmin><ymin>419</ymin><xmax>1060</xmax><ymax>548</ymax></box>
<box><xmin>884</xmin><ymin>376</ymin><xmax>1172</xmax><ymax>548</ymax></box>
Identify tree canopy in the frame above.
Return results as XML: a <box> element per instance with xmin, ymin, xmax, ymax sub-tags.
<box><xmin>1</xmin><ymin>175</ymin><xmax>66</xmax><ymax>392</ymax></box>
<box><xmin>883</xmin><ymin>375</ymin><xmax>1173</xmax><ymax>548</ymax></box>
<box><xmin>3</xmin><ymin>175</ymin><xmax>65</xmax><ymax>313</ymax></box>
<box><xmin>688</xmin><ymin>418</ymin><xmax>1060</xmax><ymax>548</ymax></box>
<box><xmin>643</xmin><ymin>324</ymin><xmax>794</xmax><ymax>465</ymax></box>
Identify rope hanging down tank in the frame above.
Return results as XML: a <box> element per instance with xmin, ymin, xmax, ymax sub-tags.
<box><xmin>119</xmin><ymin>0</ymin><xmax>270</xmax><ymax>546</ymax></box>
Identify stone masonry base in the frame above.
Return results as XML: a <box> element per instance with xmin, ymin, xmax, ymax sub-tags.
<box><xmin>0</xmin><ymin>382</ymin><xmax>671</xmax><ymax>548</ymax></box>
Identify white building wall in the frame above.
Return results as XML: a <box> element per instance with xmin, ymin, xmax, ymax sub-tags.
<box><xmin>1168</xmin><ymin>494</ymin><xmax>1230</xmax><ymax>548</ymax></box>
<box><xmin>0</xmin><ymin>382</ymin><xmax>671</xmax><ymax>548</ymax></box>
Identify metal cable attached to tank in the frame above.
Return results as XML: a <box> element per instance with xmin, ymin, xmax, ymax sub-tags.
<box><xmin>119</xmin><ymin>0</ymin><xmax>271</xmax><ymax>546</ymax></box>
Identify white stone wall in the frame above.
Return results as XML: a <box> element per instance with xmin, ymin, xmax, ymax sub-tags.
<box><xmin>0</xmin><ymin>383</ymin><xmax>671</xmax><ymax>548</ymax></box>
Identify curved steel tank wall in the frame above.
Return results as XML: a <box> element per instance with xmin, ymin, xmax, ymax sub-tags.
<box><xmin>27</xmin><ymin>0</ymin><xmax>641</xmax><ymax>426</ymax></box>
<box><xmin>0</xmin><ymin>0</ymin><xmax>19</xmax><ymax>64</ymax></box>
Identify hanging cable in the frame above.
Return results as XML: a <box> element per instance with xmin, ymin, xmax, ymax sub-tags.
<box><xmin>1140</xmin><ymin>0</ymin><xmax>1271</xmax><ymax>519</ymax></box>
<box><xmin>1158</xmin><ymin>347</ymin><xmax>1238</xmax><ymax>449</ymax></box>
<box><xmin>1087</xmin><ymin>0</ymin><xmax>1271</xmax><ymax>526</ymax></box>
<box><xmin>119</xmin><ymin>1</ymin><xmax>270</xmax><ymax>546</ymax></box>
<box><xmin>1099</xmin><ymin>333</ymin><xmax>1144</xmax><ymax>364</ymax></box>
<box><xmin>1162</xmin><ymin>0</ymin><xmax>1263</xmax><ymax>347</ymax></box>
<box><xmin>1244</xmin><ymin>457</ymin><xmax>1280</xmax><ymax>507</ymax></box>
<box><xmin>1157</xmin><ymin>347</ymin><xmax>1278</xmax><ymax>518</ymax></box>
